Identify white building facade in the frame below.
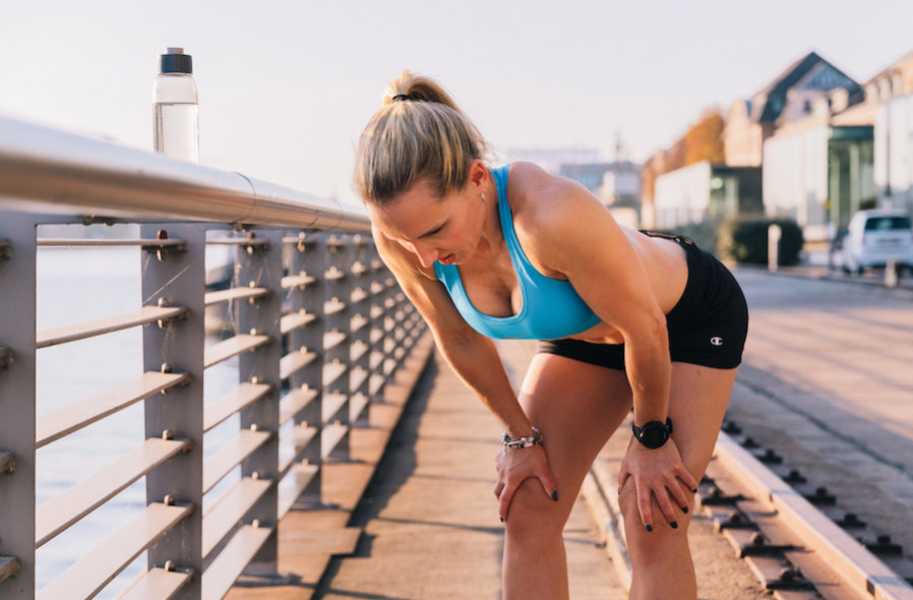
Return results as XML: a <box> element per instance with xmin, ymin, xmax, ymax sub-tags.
<box><xmin>875</xmin><ymin>93</ymin><xmax>913</xmax><ymax>215</ymax></box>
<box><xmin>654</xmin><ymin>162</ymin><xmax>712</xmax><ymax>228</ymax></box>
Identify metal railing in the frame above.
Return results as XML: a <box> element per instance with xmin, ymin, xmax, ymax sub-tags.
<box><xmin>0</xmin><ymin>115</ymin><xmax>426</xmax><ymax>599</ymax></box>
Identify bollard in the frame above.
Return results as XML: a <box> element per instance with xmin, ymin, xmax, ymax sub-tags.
<box><xmin>767</xmin><ymin>224</ymin><xmax>781</xmax><ymax>273</ymax></box>
<box><xmin>885</xmin><ymin>258</ymin><xmax>899</xmax><ymax>288</ymax></box>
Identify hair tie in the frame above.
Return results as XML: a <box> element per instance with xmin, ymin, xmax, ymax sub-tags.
<box><xmin>392</xmin><ymin>93</ymin><xmax>411</xmax><ymax>102</ymax></box>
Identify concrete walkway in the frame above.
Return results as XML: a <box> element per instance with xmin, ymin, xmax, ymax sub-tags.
<box><xmin>315</xmin><ymin>344</ymin><xmax>623</xmax><ymax>599</ymax></box>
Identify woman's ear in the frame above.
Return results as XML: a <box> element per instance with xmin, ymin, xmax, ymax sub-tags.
<box><xmin>468</xmin><ymin>159</ymin><xmax>488</xmax><ymax>190</ymax></box>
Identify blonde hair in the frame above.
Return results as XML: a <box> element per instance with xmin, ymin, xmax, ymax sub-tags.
<box><xmin>354</xmin><ymin>70</ymin><xmax>488</xmax><ymax>204</ymax></box>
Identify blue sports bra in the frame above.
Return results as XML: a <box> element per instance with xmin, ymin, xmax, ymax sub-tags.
<box><xmin>433</xmin><ymin>164</ymin><xmax>601</xmax><ymax>340</ymax></box>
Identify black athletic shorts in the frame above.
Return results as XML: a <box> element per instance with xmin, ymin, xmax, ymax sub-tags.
<box><xmin>537</xmin><ymin>232</ymin><xmax>749</xmax><ymax>370</ymax></box>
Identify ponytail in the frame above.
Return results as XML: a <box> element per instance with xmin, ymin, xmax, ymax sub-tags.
<box><xmin>354</xmin><ymin>70</ymin><xmax>488</xmax><ymax>204</ymax></box>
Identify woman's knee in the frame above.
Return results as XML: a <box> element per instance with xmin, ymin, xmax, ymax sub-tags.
<box><xmin>618</xmin><ymin>475</ymin><xmax>690</xmax><ymax>563</ymax></box>
<box><xmin>504</xmin><ymin>477</ymin><xmax>568</xmax><ymax>541</ymax></box>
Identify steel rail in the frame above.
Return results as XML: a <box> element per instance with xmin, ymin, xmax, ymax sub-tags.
<box><xmin>712</xmin><ymin>433</ymin><xmax>913</xmax><ymax>600</ymax></box>
<box><xmin>582</xmin><ymin>425</ymin><xmax>913</xmax><ymax>599</ymax></box>
<box><xmin>0</xmin><ymin>115</ymin><xmax>370</xmax><ymax>231</ymax></box>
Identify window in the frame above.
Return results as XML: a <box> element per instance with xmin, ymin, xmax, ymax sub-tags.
<box><xmin>864</xmin><ymin>216</ymin><xmax>912</xmax><ymax>231</ymax></box>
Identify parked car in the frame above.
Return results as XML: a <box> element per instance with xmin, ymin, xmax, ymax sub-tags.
<box><xmin>838</xmin><ymin>209</ymin><xmax>913</xmax><ymax>275</ymax></box>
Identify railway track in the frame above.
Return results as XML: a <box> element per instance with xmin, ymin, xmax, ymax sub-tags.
<box><xmin>583</xmin><ymin>418</ymin><xmax>913</xmax><ymax>599</ymax></box>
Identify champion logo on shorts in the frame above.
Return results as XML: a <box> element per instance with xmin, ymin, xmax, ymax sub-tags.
<box><xmin>710</xmin><ymin>336</ymin><xmax>724</xmax><ymax>347</ymax></box>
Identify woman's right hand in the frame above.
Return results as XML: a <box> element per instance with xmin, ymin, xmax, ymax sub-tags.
<box><xmin>494</xmin><ymin>443</ymin><xmax>560</xmax><ymax>522</ymax></box>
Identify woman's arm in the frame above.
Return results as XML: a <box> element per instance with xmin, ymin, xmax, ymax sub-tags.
<box><xmin>373</xmin><ymin>224</ymin><xmax>561</xmax><ymax>516</ymax></box>
<box><xmin>371</xmin><ymin>226</ymin><xmax>533</xmax><ymax>438</ymax></box>
<box><xmin>526</xmin><ymin>175</ymin><xmax>696</xmax><ymax>528</ymax></box>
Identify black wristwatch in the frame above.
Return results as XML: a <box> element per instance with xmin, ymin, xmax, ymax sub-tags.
<box><xmin>631</xmin><ymin>417</ymin><xmax>674</xmax><ymax>449</ymax></box>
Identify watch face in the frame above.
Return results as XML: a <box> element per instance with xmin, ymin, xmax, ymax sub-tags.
<box><xmin>641</xmin><ymin>423</ymin><xmax>669</xmax><ymax>448</ymax></box>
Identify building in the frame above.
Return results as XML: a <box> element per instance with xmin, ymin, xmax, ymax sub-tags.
<box><xmin>757</xmin><ymin>50</ymin><xmax>913</xmax><ymax>238</ymax></box>
<box><xmin>762</xmin><ymin>109</ymin><xmax>874</xmax><ymax>240</ymax></box>
<box><xmin>724</xmin><ymin>51</ymin><xmax>863</xmax><ymax>167</ymax></box>
<box><xmin>598</xmin><ymin>165</ymin><xmax>641</xmax><ymax>208</ymax></box>
<box><xmin>822</xmin><ymin>50</ymin><xmax>913</xmax><ymax>217</ymax></box>
<box><xmin>865</xmin><ymin>51</ymin><xmax>913</xmax><ymax>215</ymax></box>
<box><xmin>876</xmin><ymin>94</ymin><xmax>913</xmax><ymax>216</ymax></box>
<box><xmin>654</xmin><ymin>162</ymin><xmax>762</xmax><ymax>229</ymax></box>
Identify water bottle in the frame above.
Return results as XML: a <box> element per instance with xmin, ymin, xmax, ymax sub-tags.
<box><xmin>153</xmin><ymin>47</ymin><xmax>199</xmax><ymax>162</ymax></box>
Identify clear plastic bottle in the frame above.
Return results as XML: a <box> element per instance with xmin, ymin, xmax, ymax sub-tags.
<box><xmin>153</xmin><ymin>47</ymin><xmax>199</xmax><ymax>162</ymax></box>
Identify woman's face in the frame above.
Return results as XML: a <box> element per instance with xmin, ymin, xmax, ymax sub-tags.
<box><xmin>366</xmin><ymin>163</ymin><xmax>489</xmax><ymax>269</ymax></box>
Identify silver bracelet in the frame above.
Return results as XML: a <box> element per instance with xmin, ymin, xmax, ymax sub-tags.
<box><xmin>502</xmin><ymin>426</ymin><xmax>544</xmax><ymax>449</ymax></box>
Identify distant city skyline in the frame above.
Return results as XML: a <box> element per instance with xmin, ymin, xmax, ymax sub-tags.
<box><xmin>3</xmin><ymin>1</ymin><xmax>912</xmax><ymax>203</ymax></box>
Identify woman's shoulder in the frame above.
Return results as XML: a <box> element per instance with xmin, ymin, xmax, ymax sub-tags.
<box><xmin>506</xmin><ymin>161</ymin><xmax>603</xmax><ymax>225</ymax></box>
<box><xmin>505</xmin><ymin>162</ymin><xmax>565</xmax><ymax>227</ymax></box>
<box><xmin>506</xmin><ymin>161</ymin><xmax>623</xmax><ymax>276</ymax></box>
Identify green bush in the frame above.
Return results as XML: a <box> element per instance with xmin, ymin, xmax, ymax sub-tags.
<box><xmin>859</xmin><ymin>197</ymin><xmax>877</xmax><ymax>210</ymax></box>
<box><xmin>717</xmin><ymin>216</ymin><xmax>804</xmax><ymax>265</ymax></box>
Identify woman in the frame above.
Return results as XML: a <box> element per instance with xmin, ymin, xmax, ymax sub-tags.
<box><xmin>354</xmin><ymin>71</ymin><xmax>749</xmax><ymax>600</ymax></box>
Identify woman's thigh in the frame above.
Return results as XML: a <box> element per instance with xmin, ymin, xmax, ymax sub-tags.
<box><xmin>507</xmin><ymin>353</ymin><xmax>632</xmax><ymax>526</ymax></box>
<box><xmin>667</xmin><ymin>362</ymin><xmax>737</xmax><ymax>481</ymax></box>
<box><xmin>620</xmin><ymin>362</ymin><xmax>738</xmax><ymax>533</ymax></box>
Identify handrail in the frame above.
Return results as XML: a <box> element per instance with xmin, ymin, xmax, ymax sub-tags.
<box><xmin>0</xmin><ymin>114</ymin><xmax>429</xmax><ymax>600</ymax></box>
<box><xmin>0</xmin><ymin>115</ymin><xmax>369</xmax><ymax>231</ymax></box>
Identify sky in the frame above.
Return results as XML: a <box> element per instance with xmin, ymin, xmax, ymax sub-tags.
<box><xmin>3</xmin><ymin>0</ymin><xmax>912</xmax><ymax>204</ymax></box>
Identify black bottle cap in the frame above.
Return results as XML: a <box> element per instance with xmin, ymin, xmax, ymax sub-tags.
<box><xmin>160</xmin><ymin>48</ymin><xmax>192</xmax><ymax>74</ymax></box>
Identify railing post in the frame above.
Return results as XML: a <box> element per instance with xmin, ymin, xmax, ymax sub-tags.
<box><xmin>322</xmin><ymin>234</ymin><xmax>352</xmax><ymax>461</ymax></box>
<box><xmin>0</xmin><ymin>214</ymin><xmax>37</xmax><ymax>599</ymax></box>
<box><xmin>367</xmin><ymin>253</ymin><xmax>390</xmax><ymax>403</ymax></box>
<box><xmin>236</xmin><ymin>230</ymin><xmax>283</xmax><ymax>574</ymax></box>
<box><xmin>287</xmin><ymin>231</ymin><xmax>327</xmax><ymax>507</ymax></box>
<box><xmin>390</xmin><ymin>291</ymin><xmax>411</xmax><ymax>372</ymax></box>
<box><xmin>381</xmin><ymin>274</ymin><xmax>400</xmax><ymax>385</ymax></box>
<box><xmin>140</xmin><ymin>223</ymin><xmax>206</xmax><ymax>599</ymax></box>
<box><xmin>399</xmin><ymin>295</ymin><xmax>423</xmax><ymax>368</ymax></box>
<box><xmin>348</xmin><ymin>235</ymin><xmax>371</xmax><ymax>426</ymax></box>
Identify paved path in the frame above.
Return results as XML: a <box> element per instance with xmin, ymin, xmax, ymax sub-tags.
<box><xmin>316</xmin><ymin>349</ymin><xmax>623</xmax><ymax>599</ymax></box>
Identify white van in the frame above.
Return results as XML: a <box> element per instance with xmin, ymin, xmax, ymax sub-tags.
<box><xmin>839</xmin><ymin>209</ymin><xmax>913</xmax><ymax>274</ymax></box>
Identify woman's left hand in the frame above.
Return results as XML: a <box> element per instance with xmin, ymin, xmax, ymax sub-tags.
<box><xmin>617</xmin><ymin>436</ymin><xmax>698</xmax><ymax>531</ymax></box>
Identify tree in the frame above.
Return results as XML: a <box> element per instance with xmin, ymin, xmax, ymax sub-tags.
<box><xmin>641</xmin><ymin>107</ymin><xmax>726</xmax><ymax>207</ymax></box>
<box><xmin>684</xmin><ymin>108</ymin><xmax>725</xmax><ymax>165</ymax></box>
